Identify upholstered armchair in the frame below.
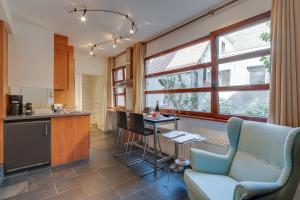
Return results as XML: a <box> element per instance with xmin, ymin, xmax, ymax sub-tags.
<box><xmin>184</xmin><ymin>117</ymin><xmax>300</xmax><ymax>200</ymax></box>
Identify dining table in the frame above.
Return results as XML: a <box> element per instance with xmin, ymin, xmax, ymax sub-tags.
<box><xmin>144</xmin><ymin>115</ymin><xmax>180</xmax><ymax>176</ymax></box>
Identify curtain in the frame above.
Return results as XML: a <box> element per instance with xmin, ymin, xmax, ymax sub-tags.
<box><xmin>268</xmin><ymin>0</ymin><xmax>300</xmax><ymax>127</ymax></box>
<box><xmin>106</xmin><ymin>57</ymin><xmax>114</xmax><ymax>108</ymax></box>
<box><xmin>104</xmin><ymin>57</ymin><xmax>114</xmax><ymax>131</ymax></box>
<box><xmin>132</xmin><ymin>43</ymin><xmax>145</xmax><ymax>113</ymax></box>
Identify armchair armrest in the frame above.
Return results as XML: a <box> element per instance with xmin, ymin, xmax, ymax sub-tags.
<box><xmin>190</xmin><ymin>148</ymin><xmax>231</xmax><ymax>175</ymax></box>
<box><xmin>234</xmin><ymin>181</ymin><xmax>280</xmax><ymax>200</ymax></box>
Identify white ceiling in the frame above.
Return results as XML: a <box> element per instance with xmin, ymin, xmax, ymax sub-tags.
<box><xmin>8</xmin><ymin>0</ymin><xmax>225</xmax><ymax>57</ymax></box>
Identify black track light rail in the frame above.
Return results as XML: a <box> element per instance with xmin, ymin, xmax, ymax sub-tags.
<box><xmin>69</xmin><ymin>8</ymin><xmax>138</xmax><ymax>55</ymax></box>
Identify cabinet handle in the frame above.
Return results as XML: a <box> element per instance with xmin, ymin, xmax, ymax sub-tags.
<box><xmin>45</xmin><ymin>124</ymin><xmax>48</xmax><ymax>136</ymax></box>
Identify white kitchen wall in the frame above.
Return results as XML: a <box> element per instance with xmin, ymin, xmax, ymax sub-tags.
<box><xmin>8</xmin><ymin>18</ymin><xmax>54</xmax><ymax>88</ymax></box>
<box><xmin>75</xmin><ymin>49</ymin><xmax>108</xmax><ymax>129</ymax></box>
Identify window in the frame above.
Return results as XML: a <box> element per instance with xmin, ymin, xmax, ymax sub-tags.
<box><xmin>145</xmin><ymin>37</ymin><xmax>212</xmax><ymax>113</ymax></box>
<box><xmin>216</xmin><ymin>18</ymin><xmax>270</xmax><ymax>118</ymax></box>
<box><xmin>145</xmin><ymin>12</ymin><xmax>271</xmax><ymax>121</ymax></box>
<box><xmin>112</xmin><ymin>66</ymin><xmax>126</xmax><ymax>108</ymax></box>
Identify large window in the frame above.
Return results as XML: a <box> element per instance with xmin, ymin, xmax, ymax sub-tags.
<box><xmin>112</xmin><ymin>66</ymin><xmax>126</xmax><ymax>108</ymax></box>
<box><xmin>145</xmin><ymin>12</ymin><xmax>271</xmax><ymax>121</ymax></box>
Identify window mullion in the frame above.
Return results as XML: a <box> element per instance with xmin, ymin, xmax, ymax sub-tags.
<box><xmin>210</xmin><ymin>33</ymin><xmax>218</xmax><ymax>115</ymax></box>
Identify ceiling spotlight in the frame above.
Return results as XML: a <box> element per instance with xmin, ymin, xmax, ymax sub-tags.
<box><xmin>81</xmin><ymin>15</ymin><xmax>86</xmax><ymax>22</ymax></box>
<box><xmin>81</xmin><ymin>9</ymin><xmax>87</xmax><ymax>22</ymax></box>
<box><xmin>89</xmin><ymin>50</ymin><xmax>95</xmax><ymax>56</ymax></box>
<box><xmin>113</xmin><ymin>39</ymin><xmax>117</xmax><ymax>48</ymax></box>
<box><xmin>130</xmin><ymin>22</ymin><xmax>134</xmax><ymax>34</ymax></box>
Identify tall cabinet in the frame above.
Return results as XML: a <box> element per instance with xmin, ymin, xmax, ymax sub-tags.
<box><xmin>54</xmin><ymin>34</ymin><xmax>75</xmax><ymax>107</ymax></box>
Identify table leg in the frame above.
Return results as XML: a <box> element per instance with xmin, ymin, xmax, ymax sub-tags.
<box><xmin>153</xmin><ymin>124</ymin><xmax>158</xmax><ymax>176</ymax></box>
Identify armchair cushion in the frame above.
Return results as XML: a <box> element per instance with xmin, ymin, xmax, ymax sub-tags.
<box><xmin>234</xmin><ymin>181</ymin><xmax>280</xmax><ymax>200</ymax></box>
<box><xmin>184</xmin><ymin>169</ymin><xmax>238</xmax><ymax>200</ymax></box>
<box><xmin>190</xmin><ymin>149</ymin><xmax>231</xmax><ymax>175</ymax></box>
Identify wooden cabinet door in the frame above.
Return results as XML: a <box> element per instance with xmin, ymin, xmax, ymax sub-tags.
<box><xmin>54</xmin><ymin>46</ymin><xmax>69</xmax><ymax>90</ymax></box>
<box><xmin>51</xmin><ymin>116</ymin><xmax>90</xmax><ymax>166</ymax></box>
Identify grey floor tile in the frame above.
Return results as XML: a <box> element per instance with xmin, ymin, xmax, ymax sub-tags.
<box><xmin>28</xmin><ymin>169</ymin><xmax>76</xmax><ymax>191</ymax></box>
<box><xmin>1</xmin><ymin>168</ymin><xmax>51</xmax><ymax>187</ymax></box>
<box><xmin>0</xmin><ymin>182</ymin><xmax>27</xmax><ymax>200</ymax></box>
<box><xmin>50</xmin><ymin>160</ymin><xmax>88</xmax><ymax>174</ymax></box>
<box><xmin>125</xmin><ymin>189</ymin><xmax>155</xmax><ymax>200</ymax></box>
<box><xmin>5</xmin><ymin>184</ymin><xmax>56</xmax><ymax>200</ymax></box>
<box><xmin>98</xmin><ymin>164</ymin><xmax>126</xmax><ymax>177</ymax></box>
<box><xmin>113</xmin><ymin>177</ymin><xmax>146</xmax><ymax>199</ymax></box>
<box><xmin>83</xmin><ymin>188</ymin><xmax>121</xmax><ymax>200</ymax></box>
<box><xmin>100</xmin><ymin>171</ymin><xmax>130</xmax><ymax>187</ymax></box>
<box><xmin>54</xmin><ymin>171</ymin><xmax>101</xmax><ymax>193</ymax></box>
<box><xmin>143</xmin><ymin>175</ymin><xmax>188</xmax><ymax>200</ymax></box>
<box><xmin>74</xmin><ymin>159</ymin><xmax>119</xmax><ymax>175</ymax></box>
<box><xmin>44</xmin><ymin>186</ymin><xmax>88</xmax><ymax>200</ymax></box>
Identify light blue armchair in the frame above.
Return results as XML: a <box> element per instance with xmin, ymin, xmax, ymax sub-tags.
<box><xmin>184</xmin><ymin>117</ymin><xmax>300</xmax><ymax>200</ymax></box>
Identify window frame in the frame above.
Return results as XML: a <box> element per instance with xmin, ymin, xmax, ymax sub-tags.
<box><xmin>112</xmin><ymin>66</ymin><xmax>126</xmax><ymax>108</ymax></box>
<box><xmin>144</xmin><ymin>12</ymin><xmax>271</xmax><ymax>122</ymax></box>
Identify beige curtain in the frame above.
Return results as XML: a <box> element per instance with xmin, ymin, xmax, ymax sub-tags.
<box><xmin>132</xmin><ymin>43</ymin><xmax>145</xmax><ymax>113</ymax></box>
<box><xmin>104</xmin><ymin>57</ymin><xmax>114</xmax><ymax>131</ymax></box>
<box><xmin>269</xmin><ymin>0</ymin><xmax>300</xmax><ymax>127</ymax></box>
<box><xmin>106</xmin><ymin>57</ymin><xmax>114</xmax><ymax>108</ymax></box>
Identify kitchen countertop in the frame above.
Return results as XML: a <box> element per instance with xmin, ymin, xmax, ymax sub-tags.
<box><xmin>3</xmin><ymin>112</ymin><xmax>91</xmax><ymax>121</ymax></box>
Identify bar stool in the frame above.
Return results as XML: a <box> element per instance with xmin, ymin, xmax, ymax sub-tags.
<box><xmin>125</xmin><ymin>112</ymin><xmax>162</xmax><ymax>166</ymax></box>
<box><xmin>114</xmin><ymin>111</ymin><xmax>129</xmax><ymax>157</ymax></box>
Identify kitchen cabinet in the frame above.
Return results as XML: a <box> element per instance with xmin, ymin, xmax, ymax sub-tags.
<box><xmin>51</xmin><ymin>116</ymin><xmax>90</xmax><ymax>166</ymax></box>
<box><xmin>4</xmin><ymin>120</ymin><xmax>51</xmax><ymax>173</ymax></box>
<box><xmin>54</xmin><ymin>34</ymin><xmax>69</xmax><ymax>90</ymax></box>
<box><xmin>54</xmin><ymin>46</ymin><xmax>75</xmax><ymax>106</ymax></box>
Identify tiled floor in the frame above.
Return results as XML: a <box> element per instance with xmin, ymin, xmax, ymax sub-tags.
<box><xmin>0</xmin><ymin>128</ymin><xmax>189</xmax><ymax>200</ymax></box>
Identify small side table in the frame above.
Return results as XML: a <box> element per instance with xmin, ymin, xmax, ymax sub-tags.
<box><xmin>167</xmin><ymin>132</ymin><xmax>206</xmax><ymax>173</ymax></box>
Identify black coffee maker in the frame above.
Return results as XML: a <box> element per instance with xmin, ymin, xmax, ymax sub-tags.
<box><xmin>7</xmin><ymin>95</ymin><xmax>23</xmax><ymax>115</ymax></box>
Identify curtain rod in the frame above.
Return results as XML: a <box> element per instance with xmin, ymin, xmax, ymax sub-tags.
<box><xmin>143</xmin><ymin>0</ymin><xmax>241</xmax><ymax>45</ymax></box>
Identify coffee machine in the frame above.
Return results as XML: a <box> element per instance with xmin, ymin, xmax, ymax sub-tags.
<box><xmin>7</xmin><ymin>95</ymin><xmax>23</xmax><ymax>115</ymax></box>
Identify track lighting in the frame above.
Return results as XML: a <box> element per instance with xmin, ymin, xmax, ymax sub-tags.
<box><xmin>69</xmin><ymin>7</ymin><xmax>137</xmax><ymax>53</ymax></box>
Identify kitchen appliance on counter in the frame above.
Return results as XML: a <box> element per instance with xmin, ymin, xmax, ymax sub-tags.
<box><xmin>7</xmin><ymin>95</ymin><xmax>23</xmax><ymax>116</ymax></box>
<box><xmin>53</xmin><ymin>104</ymin><xmax>63</xmax><ymax>113</ymax></box>
<box><xmin>25</xmin><ymin>103</ymin><xmax>33</xmax><ymax>115</ymax></box>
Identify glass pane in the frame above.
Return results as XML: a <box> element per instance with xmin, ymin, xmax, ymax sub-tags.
<box><xmin>115</xmin><ymin>88</ymin><xmax>124</xmax><ymax>94</ymax></box>
<box><xmin>115</xmin><ymin>69</ymin><xmax>124</xmax><ymax>81</ymax></box>
<box><xmin>218</xmin><ymin>20</ymin><xmax>270</xmax><ymax>58</ymax></box>
<box><xmin>218</xmin><ymin>56</ymin><xmax>270</xmax><ymax>86</ymax></box>
<box><xmin>146</xmin><ymin>92</ymin><xmax>211</xmax><ymax>112</ymax></box>
<box><xmin>146</xmin><ymin>41</ymin><xmax>211</xmax><ymax>75</ymax></box>
<box><xmin>146</xmin><ymin>68</ymin><xmax>211</xmax><ymax>91</ymax></box>
<box><xmin>116</xmin><ymin>95</ymin><xmax>125</xmax><ymax>107</ymax></box>
<box><xmin>218</xmin><ymin>90</ymin><xmax>269</xmax><ymax>117</ymax></box>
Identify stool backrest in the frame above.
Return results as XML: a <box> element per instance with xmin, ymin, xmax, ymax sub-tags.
<box><xmin>129</xmin><ymin>113</ymin><xmax>145</xmax><ymax>135</ymax></box>
<box><xmin>117</xmin><ymin>111</ymin><xmax>128</xmax><ymax>130</ymax></box>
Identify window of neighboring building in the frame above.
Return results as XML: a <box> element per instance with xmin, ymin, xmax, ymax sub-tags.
<box><xmin>144</xmin><ymin>12</ymin><xmax>271</xmax><ymax>121</ymax></box>
<box><xmin>112</xmin><ymin>66</ymin><xmax>126</xmax><ymax>108</ymax></box>
<box><xmin>247</xmin><ymin>65</ymin><xmax>268</xmax><ymax>84</ymax></box>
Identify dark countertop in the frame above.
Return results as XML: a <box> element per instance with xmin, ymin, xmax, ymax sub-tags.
<box><xmin>3</xmin><ymin>112</ymin><xmax>91</xmax><ymax>122</ymax></box>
